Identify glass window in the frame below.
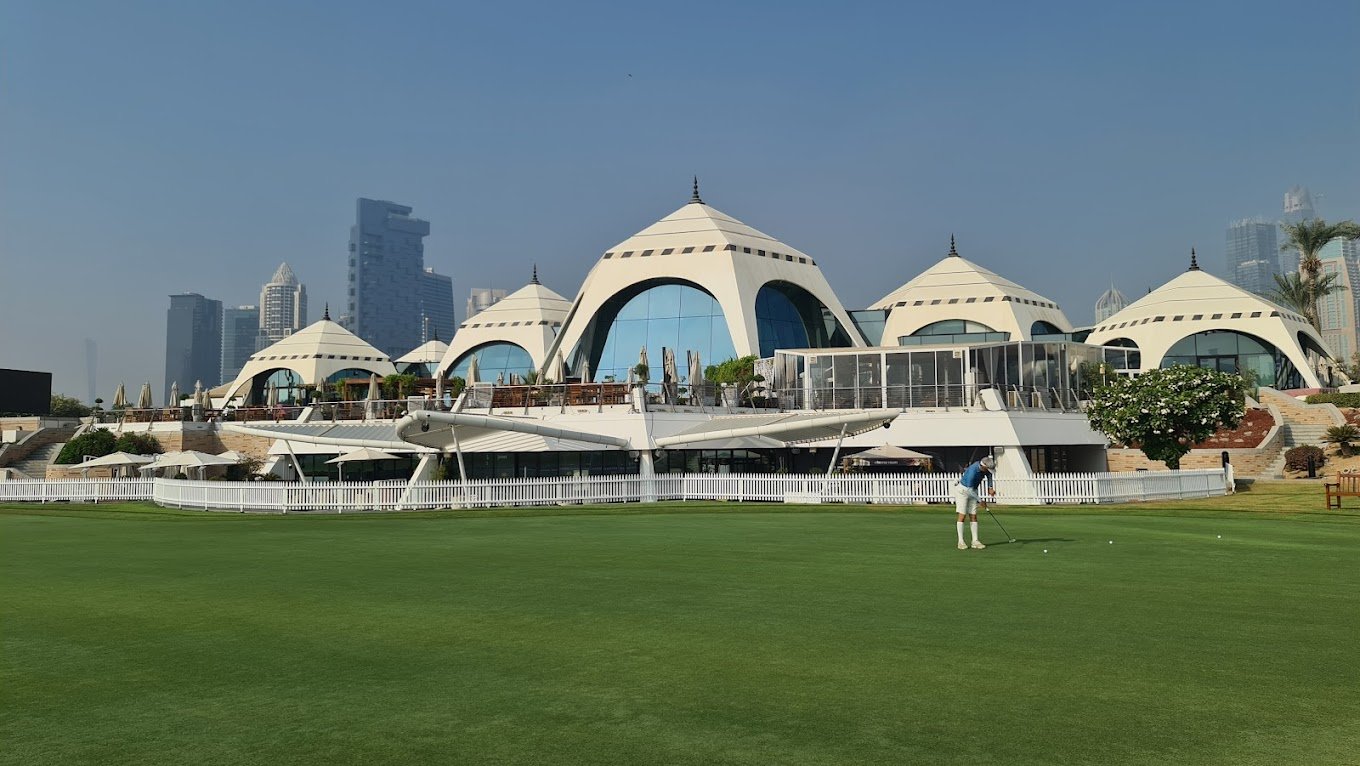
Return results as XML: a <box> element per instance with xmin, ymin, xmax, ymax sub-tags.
<box><xmin>447</xmin><ymin>342</ymin><xmax>534</xmax><ymax>382</ymax></box>
<box><xmin>579</xmin><ymin>282</ymin><xmax>737</xmax><ymax>383</ymax></box>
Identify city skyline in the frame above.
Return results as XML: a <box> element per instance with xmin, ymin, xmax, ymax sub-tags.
<box><xmin>2</xmin><ymin>0</ymin><xmax>1356</xmax><ymax>399</ymax></box>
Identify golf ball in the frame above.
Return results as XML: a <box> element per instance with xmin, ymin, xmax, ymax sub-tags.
<box><xmin>1043</xmin><ymin>549</ymin><xmax>1048</xmax><ymax>553</ymax></box>
<box><xmin>1217</xmin><ymin>535</ymin><xmax>1222</xmax><ymax>539</ymax></box>
<box><xmin>1108</xmin><ymin>540</ymin><xmax>1113</xmax><ymax>544</ymax></box>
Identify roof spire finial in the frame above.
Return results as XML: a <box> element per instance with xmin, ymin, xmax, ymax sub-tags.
<box><xmin>690</xmin><ymin>176</ymin><xmax>703</xmax><ymax>205</ymax></box>
<box><xmin>323</xmin><ymin>302</ymin><xmax>330</xmax><ymax>321</ymax></box>
<box><xmin>1189</xmin><ymin>247</ymin><xmax>1200</xmax><ymax>271</ymax></box>
<box><xmin>948</xmin><ymin>234</ymin><xmax>959</xmax><ymax>257</ymax></box>
<box><xmin>431</xmin><ymin>327</ymin><xmax>439</xmax><ymax>342</ymax></box>
<box><xmin>531</xmin><ymin>264</ymin><xmax>540</xmax><ymax>285</ymax></box>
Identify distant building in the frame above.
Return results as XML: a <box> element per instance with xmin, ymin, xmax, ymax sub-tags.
<box><xmin>1225</xmin><ymin>218</ymin><xmax>1278</xmax><ymax>294</ymax></box>
<box><xmin>1317</xmin><ymin>237</ymin><xmax>1360</xmax><ymax>362</ymax></box>
<box><xmin>164</xmin><ymin>293</ymin><xmax>223</xmax><ymax>402</ymax></box>
<box><xmin>466</xmin><ymin>287</ymin><xmax>507</xmax><ymax>320</ymax></box>
<box><xmin>348</xmin><ymin>198</ymin><xmax>430</xmax><ymax>357</ymax></box>
<box><xmin>1280</xmin><ymin>186</ymin><xmax>1317</xmax><ymax>273</ymax></box>
<box><xmin>222</xmin><ymin>305</ymin><xmax>260</xmax><ymax>384</ymax></box>
<box><xmin>1093</xmin><ymin>283</ymin><xmax>1128</xmax><ymax>323</ymax></box>
<box><xmin>418</xmin><ymin>267</ymin><xmax>455</xmax><ymax>344</ymax></box>
<box><xmin>258</xmin><ymin>262</ymin><xmax>307</xmax><ymax>349</ymax></box>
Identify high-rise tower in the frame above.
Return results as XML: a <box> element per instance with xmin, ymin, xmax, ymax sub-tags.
<box><xmin>347</xmin><ymin>199</ymin><xmax>430</xmax><ymax>357</ymax></box>
<box><xmin>222</xmin><ymin>305</ymin><xmax>260</xmax><ymax>383</ymax></box>
<box><xmin>164</xmin><ymin>293</ymin><xmax>223</xmax><ymax>402</ymax></box>
<box><xmin>1280</xmin><ymin>186</ymin><xmax>1318</xmax><ymax>273</ymax></box>
<box><xmin>418</xmin><ymin>267</ymin><xmax>455</xmax><ymax>344</ymax></box>
<box><xmin>257</xmin><ymin>262</ymin><xmax>307</xmax><ymax>349</ymax></box>
<box><xmin>1225</xmin><ymin>218</ymin><xmax>1278</xmax><ymax>295</ymax></box>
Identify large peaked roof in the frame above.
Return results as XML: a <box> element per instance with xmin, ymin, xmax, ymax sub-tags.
<box><xmin>1093</xmin><ymin>268</ymin><xmax>1304</xmax><ymax>326</ymax></box>
<box><xmin>395</xmin><ymin>338</ymin><xmax>450</xmax><ymax>365</ymax></box>
<box><xmin>222</xmin><ymin>318</ymin><xmax>396</xmax><ymax>402</ymax></box>
<box><xmin>872</xmin><ymin>253</ymin><xmax>1060</xmax><ymax>310</ymax></box>
<box><xmin>269</xmin><ymin>262</ymin><xmax>298</xmax><ymax>286</ymax></box>
<box><xmin>603</xmin><ymin>201</ymin><xmax>813</xmax><ymax>261</ymax></box>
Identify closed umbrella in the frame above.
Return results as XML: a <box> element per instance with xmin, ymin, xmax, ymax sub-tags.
<box><xmin>168</xmin><ymin>381</ymin><xmax>180</xmax><ymax>410</ymax></box>
<box><xmin>266</xmin><ymin>381</ymin><xmax>279</xmax><ymax>407</ymax></box>
<box><xmin>496</xmin><ymin>371</ymin><xmax>505</xmax><ymax>386</ymax></box>
<box><xmin>688</xmin><ymin>350</ymin><xmax>704</xmax><ymax>387</ymax></box>
<box><xmin>367</xmin><ymin>373</ymin><xmax>381</xmax><ymax>401</ymax></box>
<box><xmin>580</xmin><ymin>357</ymin><xmax>592</xmax><ymax>385</ymax></box>
<box><xmin>434</xmin><ymin>374</ymin><xmax>445</xmax><ymax>406</ymax></box>
<box><xmin>112</xmin><ymin>382</ymin><xmax>127</xmax><ymax>409</ymax></box>
<box><xmin>662</xmin><ymin>347</ymin><xmax>677</xmax><ymax>404</ymax></box>
<box><xmin>638</xmin><ymin>346</ymin><xmax>649</xmax><ymax>380</ymax></box>
<box><xmin>466</xmin><ymin>354</ymin><xmax>480</xmax><ymax>384</ymax></box>
<box><xmin>549</xmin><ymin>352</ymin><xmax>566</xmax><ymax>384</ymax></box>
<box><xmin>137</xmin><ymin>382</ymin><xmax>153</xmax><ymax>409</ymax></box>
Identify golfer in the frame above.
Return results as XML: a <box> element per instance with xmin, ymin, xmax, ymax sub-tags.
<box><xmin>954</xmin><ymin>455</ymin><xmax>995</xmax><ymax>549</ymax></box>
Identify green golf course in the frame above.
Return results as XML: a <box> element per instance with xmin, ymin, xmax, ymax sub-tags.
<box><xmin>3</xmin><ymin>483</ymin><xmax>1358</xmax><ymax>765</ymax></box>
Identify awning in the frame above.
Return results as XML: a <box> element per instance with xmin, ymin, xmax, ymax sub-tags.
<box><xmin>654</xmin><ymin>410</ymin><xmax>899</xmax><ymax>448</ymax></box>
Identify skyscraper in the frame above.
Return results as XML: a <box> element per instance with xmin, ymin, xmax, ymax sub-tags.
<box><xmin>222</xmin><ymin>305</ymin><xmax>260</xmax><ymax>383</ymax></box>
<box><xmin>1317</xmin><ymin>237</ymin><xmax>1360</xmax><ymax>362</ymax></box>
<box><xmin>348</xmin><ymin>198</ymin><xmax>430</xmax><ymax>357</ymax></box>
<box><xmin>1279</xmin><ymin>185</ymin><xmax>1317</xmax><ymax>273</ymax></box>
<box><xmin>1225</xmin><ymin>218</ymin><xmax>1278</xmax><ymax>294</ymax></box>
<box><xmin>257</xmin><ymin>262</ymin><xmax>307</xmax><ymax>349</ymax></box>
<box><xmin>1093</xmin><ymin>283</ymin><xmax>1128</xmax><ymax>323</ymax></box>
<box><xmin>418</xmin><ymin>267</ymin><xmax>455</xmax><ymax>343</ymax></box>
<box><xmin>164</xmin><ymin>293</ymin><xmax>223</xmax><ymax>402</ymax></box>
<box><xmin>467</xmin><ymin>287</ymin><xmax>507</xmax><ymax>320</ymax></box>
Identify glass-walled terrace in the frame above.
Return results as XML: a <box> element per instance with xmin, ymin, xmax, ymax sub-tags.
<box><xmin>771</xmin><ymin>341</ymin><xmax>1105</xmax><ymax>411</ymax></box>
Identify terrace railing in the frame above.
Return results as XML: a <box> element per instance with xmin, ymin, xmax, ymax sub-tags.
<box><xmin>0</xmin><ymin>470</ymin><xmax>1227</xmax><ymax>512</ymax></box>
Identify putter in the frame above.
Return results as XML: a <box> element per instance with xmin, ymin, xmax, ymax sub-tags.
<box><xmin>983</xmin><ymin>503</ymin><xmax>1017</xmax><ymax>543</ymax></box>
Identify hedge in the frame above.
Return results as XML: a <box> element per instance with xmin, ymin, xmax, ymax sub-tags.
<box><xmin>1304</xmin><ymin>392</ymin><xmax>1360</xmax><ymax>407</ymax></box>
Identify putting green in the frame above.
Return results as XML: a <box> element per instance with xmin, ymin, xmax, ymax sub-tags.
<box><xmin>2</xmin><ymin>486</ymin><xmax>1358</xmax><ymax>765</ymax></box>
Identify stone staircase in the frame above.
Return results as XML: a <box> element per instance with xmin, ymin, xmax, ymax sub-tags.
<box><xmin>1256</xmin><ymin>388</ymin><xmax>1344</xmax><ymax>478</ymax></box>
<box><xmin>6</xmin><ymin>442</ymin><xmax>65</xmax><ymax>479</ymax></box>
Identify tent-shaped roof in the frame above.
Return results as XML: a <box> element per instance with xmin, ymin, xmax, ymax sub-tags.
<box><xmin>395</xmin><ymin>338</ymin><xmax>449</xmax><ymax>365</ymax></box>
<box><xmin>437</xmin><ymin>278</ymin><xmax>573</xmax><ymax>378</ymax></box>
<box><xmin>545</xmin><ymin>185</ymin><xmax>865</xmax><ymax>371</ymax></box>
<box><xmin>269</xmin><ymin>262</ymin><xmax>299</xmax><ymax>286</ymax></box>
<box><xmin>1086</xmin><ymin>264</ymin><xmax>1332</xmax><ymax>388</ymax></box>
<box><xmin>222</xmin><ymin>318</ymin><xmax>397</xmax><ymax>402</ymax></box>
<box><xmin>870</xmin><ymin>242</ymin><xmax>1073</xmax><ymax>344</ymax></box>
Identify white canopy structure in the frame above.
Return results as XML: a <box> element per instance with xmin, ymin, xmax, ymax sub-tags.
<box><xmin>221</xmin><ymin>315</ymin><xmax>396</xmax><ymax>404</ymax></box>
<box><xmin>544</xmin><ymin>182</ymin><xmax>865</xmax><ymax>381</ymax></box>
<box><xmin>395</xmin><ymin>337</ymin><xmax>449</xmax><ymax>376</ymax></box>
<box><xmin>1086</xmin><ymin>256</ymin><xmax>1334</xmax><ymax>389</ymax></box>
<box><xmin>870</xmin><ymin>237</ymin><xmax>1074</xmax><ymax>346</ymax></box>
<box><xmin>437</xmin><ymin>271</ymin><xmax>572</xmax><ymax>382</ymax></box>
<box><xmin>141</xmin><ymin>450</ymin><xmax>240</xmax><ymax>479</ymax></box>
<box><xmin>326</xmin><ymin>447</ymin><xmax>400</xmax><ymax>480</ymax></box>
<box><xmin>79</xmin><ymin>452</ymin><xmax>155</xmax><ymax>477</ymax></box>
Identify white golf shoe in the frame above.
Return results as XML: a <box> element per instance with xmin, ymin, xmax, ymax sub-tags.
<box><xmin>957</xmin><ymin>542</ymin><xmax>968</xmax><ymax>550</ymax></box>
<box><xmin>970</xmin><ymin>541</ymin><xmax>986</xmax><ymax>549</ymax></box>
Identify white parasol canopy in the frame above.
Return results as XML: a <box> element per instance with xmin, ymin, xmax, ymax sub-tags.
<box><xmin>549</xmin><ymin>351</ymin><xmax>566</xmax><ymax>384</ymax></box>
<box><xmin>112</xmin><ymin>382</ymin><xmax>127</xmax><ymax>409</ymax></box>
<box><xmin>325</xmin><ymin>446</ymin><xmax>400</xmax><ymax>481</ymax></box>
<box><xmin>168</xmin><ymin>381</ymin><xmax>180</xmax><ymax>409</ymax></box>
<box><xmin>137</xmin><ymin>382</ymin><xmax>153</xmax><ymax>409</ymax></box>
<box><xmin>80</xmin><ymin>451</ymin><xmax>155</xmax><ymax>478</ymax></box>
<box><xmin>141</xmin><ymin>450</ymin><xmax>239</xmax><ymax>479</ymax></box>
<box><xmin>466</xmin><ymin>354</ymin><xmax>480</xmax><ymax>384</ymax></box>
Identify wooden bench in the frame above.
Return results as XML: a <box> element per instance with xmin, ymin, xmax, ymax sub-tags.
<box><xmin>1324</xmin><ymin>471</ymin><xmax>1360</xmax><ymax>509</ymax></box>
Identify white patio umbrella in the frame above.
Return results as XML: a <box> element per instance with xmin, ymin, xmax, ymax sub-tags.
<box><xmin>367</xmin><ymin>373</ymin><xmax>381</xmax><ymax>400</ymax></box>
<box><xmin>496</xmin><ymin>371</ymin><xmax>505</xmax><ymax>385</ymax></box>
<box><xmin>217</xmin><ymin>450</ymin><xmax>247</xmax><ymax>462</ymax></box>
<box><xmin>580</xmin><ymin>357</ymin><xmax>592</xmax><ymax>384</ymax></box>
<box><xmin>434</xmin><ymin>374</ymin><xmax>445</xmax><ymax>405</ymax></box>
<box><xmin>142</xmin><ymin>450</ymin><xmax>238</xmax><ymax>480</ymax></box>
<box><xmin>112</xmin><ymin>382</ymin><xmax>127</xmax><ymax>409</ymax></box>
<box><xmin>325</xmin><ymin>447</ymin><xmax>399</xmax><ymax>481</ymax></box>
<box><xmin>549</xmin><ymin>352</ymin><xmax>566</xmax><ymax>384</ymax></box>
<box><xmin>79</xmin><ymin>451</ymin><xmax>154</xmax><ymax>478</ymax></box>
<box><xmin>266</xmin><ymin>381</ymin><xmax>280</xmax><ymax>407</ymax></box>
<box><xmin>136</xmin><ymin>382</ymin><xmax>152</xmax><ymax>409</ymax></box>
<box><xmin>688</xmin><ymin>350</ymin><xmax>704</xmax><ymax>388</ymax></box>
<box><xmin>466</xmin><ymin>354</ymin><xmax>480</xmax><ymax>384</ymax></box>
<box><xmin>168</xmin><ymin>381</ymin><xmax>180</xmax><ymax>409</ymax></box>
<box><xmin>192</xmin><ymin>379</ymin><xmax>203</xmax><ymax>404</ymax></box>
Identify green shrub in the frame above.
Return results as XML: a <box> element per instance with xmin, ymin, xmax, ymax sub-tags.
<box><xmin>50</xmin><ymin>394</ymin><xmax>92</xmax><ymax>418</ymax></box>
<box><xmin>112</xmin><ymin>432</ymin><xmax>163</xmax><ymax>455</ymax></box>
<box><xmin>55</xmin><ymin>430</ymin><xmax>117</xmax><ymax>464</ymax></box>
<box><xmin>1284</xmin><ymin>445</ymin><xmax>1326</xmax><ymax>472</ymax></box>
<box><xmin>1304</xmin><ymin>392</ymin><xmax>1360</xmax><ymax>407</ymax></box>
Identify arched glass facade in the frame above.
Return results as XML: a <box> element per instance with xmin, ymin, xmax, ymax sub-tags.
<box><xmin>1161</xmin><ymin>330</ymin><xmax>1301</xmax><ymax>389</ymax></box>
<box><xmin>1030</xmin><ymin>320</ymin><xmax>1067</xmax><ymax>339</ymax></box>
<box><xmin>755</xmin><ymin>282</ymin><xmax>855</xmax><ymax>357</ymax></box>
<box><xmin>251</xmin><ymin>368</ymin><xmax>305</xmax><ymax>405</ymax></box>
<box><xmin>448</xmin><ymin>342</ymin><xmax>535</xmax><ymax>383</ymax></box>
<box><xmin>325</xmin><ymin>367</ymin><xmax>379</xmax><ymax>384</ymax></box>
<box><xmin>1100</xmin><ymin>338</ymin><xmax>1141</xmax><ymax>371</ymax></box>
<box><xmin>581</xmin><ymin>282</ymin><xmax>737</xmax><ymax>383</ymax></box>
<box><xmin>899</xmin><ymin>319</ymin><xmax>1008</xmax><ymax>346</ymax></box>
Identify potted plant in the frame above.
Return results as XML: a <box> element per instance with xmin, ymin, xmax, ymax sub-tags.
<box><xmin>705</xmin><ymin>355</ymin><xmax>765</xmax><ymax>407</ymax></box>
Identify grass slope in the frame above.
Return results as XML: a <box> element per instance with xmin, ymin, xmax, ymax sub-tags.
<box><xmin>2</xmin><ymin>484</ymin><xmax>1359</xmax><ymax>765</ymax></box>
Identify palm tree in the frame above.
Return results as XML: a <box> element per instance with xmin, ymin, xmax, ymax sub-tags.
<box><xmin>1269</xmin><ymin>270</ymin><xmax>1346</xmax><ymax>324</ymax></box>
<box><xmin>1280</xmin><ymin>218</ymin><xmax>1360</xmax><ymax>328</ymax></box>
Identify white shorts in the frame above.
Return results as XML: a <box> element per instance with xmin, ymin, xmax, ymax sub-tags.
<box><xmin>954</xmin><ymin>484</ymin><xmax>979</xmax><ymax>516</ymax></box>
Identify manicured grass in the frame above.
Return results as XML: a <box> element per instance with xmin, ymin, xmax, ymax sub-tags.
<box><xmin>3</xmin><ymin>484</ymin><xmax>1359</xmax><ymax>765</ymax></box>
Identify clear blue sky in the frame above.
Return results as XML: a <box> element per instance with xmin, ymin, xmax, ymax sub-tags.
<box><xmin>2</xmin><ymin>0</ymin><xmax>1357</xmax><ymax>401</ymax></box>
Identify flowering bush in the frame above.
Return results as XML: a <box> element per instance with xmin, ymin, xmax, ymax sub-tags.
<box><xmin>1085</xmin><ymin>365</ymin><xmax>1245</xmax><ymax>469</ymax></box>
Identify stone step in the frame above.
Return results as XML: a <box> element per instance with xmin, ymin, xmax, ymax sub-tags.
<box><xmin>8</xmin><ymin>442</ymin><xmax>64</xmax><ymax>479</ymax></box>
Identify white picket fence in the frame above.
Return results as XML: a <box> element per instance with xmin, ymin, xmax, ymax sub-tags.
<box><xmin>0</xmin><ymin>469</ymin><xmax>1228</xmax><ymax>513</ymax></box>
